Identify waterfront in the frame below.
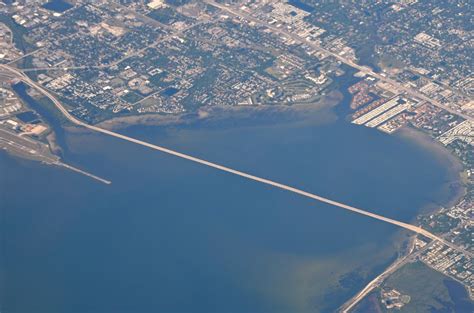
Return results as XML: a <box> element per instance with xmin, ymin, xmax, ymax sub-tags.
<box><xmin>0</xmin><ymin>95</ymin><xmax>464</xmax><ymax>312</ymax></box>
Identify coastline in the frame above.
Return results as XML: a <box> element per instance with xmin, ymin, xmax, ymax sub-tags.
<box><xmin>342</xmin><ymin>125</ymin><xmax>469</xmax><ymax>312</ymax></box>
<box><xmin>396</xmin><ymin>125</ymin><xmax>466</xmax><ymax>213</ymax></box>
<box><xmin>92</xmin><ymin>90</ymin><xmax>342</xmax><ymax>131</ymax></box>
<box><xmin>14</xmin><ymin>80</ymin><xmax>466</xmax><ymax>215</ymax></box>
<box><xmin>5</xmin><ymin>81</ymin><xmax>471</xmax><ymax>312</ymax></box>
<box><xmin>19</xmin><ymin>82</ymin><xmax>466</xmax><ymax>217</ymax></box>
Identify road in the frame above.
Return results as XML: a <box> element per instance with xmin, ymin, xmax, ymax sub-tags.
<box><xmin>10</xmin><ymin>16</ymin><xmax>211</xmax><ymax>75</ymax></box>
<box><xmin>203</xmin><ymin>0</ymin><xmax>473</xmax><ymax>122</ymax></box>
<box><xmin>194</xmin><ymin>2</ymin><xmax>474</xmax><ymax>259</ymax></box>
<box><xmin>339</xmin><ymin>240</ymin><xmax>432</xmax><ymax>313</ymax></box>
<box><xmin>0</xmin><ymin>63</ymin><xmax>462</xmax><ymax>247</ymax></box>
<box><xmin>4</xmin><ymin>4</ymin><xmax>467</xmax><ymax>311</ymax></box>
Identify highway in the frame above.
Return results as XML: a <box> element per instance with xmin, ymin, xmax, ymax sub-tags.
<box><xmin>0</xmin><ymin>63</ymin><xmax>460</xmax><ymax>246</ymax></box>
<box><xmin>203</xmin><ymin>0</ymin><xmax>473</xmax><ymax>122</ymax></box>
<box><xmin>339</xmin><ymin>239</ymin><xmax>433</xmax><ymax>313</ymax></box>
<box><xmin>3</xmin><ymin>64</ymin><xmax>473</xmax><ymax>313</ymax></box>
<box><xmin>2</xmin><ymin>6</ymin><xmax>471</xmax><ymax>313</ymax></box>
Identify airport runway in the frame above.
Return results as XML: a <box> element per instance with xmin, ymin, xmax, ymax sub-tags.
<box><xmin>0</xmin><ymin>127</ymin><xmax>111</xmax><ymax>184</ymax></box>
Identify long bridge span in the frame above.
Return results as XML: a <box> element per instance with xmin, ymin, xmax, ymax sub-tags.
<box><xmin>0</xmin><ymin>64</ymin><xmax>449</xmax><ymax>244</ymax></box>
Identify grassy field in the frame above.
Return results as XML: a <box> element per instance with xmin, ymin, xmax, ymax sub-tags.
<box><xmin>382</xmin><ymin>261</ymin><xmax>455</xmax><ymax>312</ymax></box>
<box><xmin>354</xmin><ymin>261</ymin><xmax>471</xmax><ymax>312</ymax></box>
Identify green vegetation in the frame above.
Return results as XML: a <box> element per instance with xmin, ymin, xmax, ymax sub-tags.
<box><xmin>418</xmin><ymin>214</ymin><xmax>460</xmax><ymax>234</ymax></box>
<box><xmin>382</xmin><ymin>262</ymin><xmax>455</xmax><ymax>312</ymax></box>
<box><xmin>352</xmin><ymin>291</ymin><xmax>381</xmax><ymax>313</ymax></box>
<box><xmin>456</xmin><ymin>224</ymin><xmax>473</xmax><ymax>248</ymax></box>
<box><xmin>378</xmin><ymin>53</ymin><xmax>407</xmax><ymax>70</ymax></box>
<box><xmin>36</xmin><ymin>96</ymin><xmax>72</xmax><ymax>126</ymax></box>
<box><xmin>121</xmin><ymin>91</ymin><xmax>143</xmax><ymax>104</ymax></box>
<box><xmin>147</xmin><ymin>7</ymin><xmax>190</xmax><ymax>25</ymax></box>
<box><xmin>449</xmin><ymin>139</ymin><xmax>474</xmax><ymax>202</ymax></box>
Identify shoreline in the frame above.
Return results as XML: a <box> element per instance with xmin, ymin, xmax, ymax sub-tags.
<box><xmin>341</xmin><ymin>125</ymin><xmax>469</xmax><ymax>312</ymax></box>
<box><xmin>91</xmin><ymin>90</ymin><xmax>342</xmax><ymax>131</ymax></box>
<box><xmin>14</xmin><ymin>81</ymin><xmax>466</xmax><ymax>216</ymax></box>
<box><xmin>5</xmin><ymin>81</ymin><xmax>470</xmax><ymax>312</ymax></box>
<box><xmin>41</xmin><ymin>87</ymin><xmax>468</xmax><ymax>219</ymax></box>
<box><xmin>396</xmin><ymin>125</ymin><xmax>466</xmax><ymax>214</ymax></box>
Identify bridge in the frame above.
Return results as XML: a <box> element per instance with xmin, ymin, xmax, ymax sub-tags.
<box><xmin>1</xmin><ymin>64</ymin><xmax>467</xmax><ymax>251</ymax></box>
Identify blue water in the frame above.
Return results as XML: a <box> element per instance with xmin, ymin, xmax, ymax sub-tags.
<box><xmin>444</xmin><ymin>279</ymin><xmax>474</xmax><ymax>312</ymax></box>
<box><xmin>162</xmin><ymin>87</ymin><xmax>179</xmax><ymax>97</ymax></box>
<box><xmin>430</xmin><ymin>280</ymin><xmax>474</xmax><ymax>313</ymax></box>
<box><xmin>12</xmin><ymin>83</ymin><xmax>68</xmax><ymax>156</ymax></box>
<box><xmin>42</xmin><ymin>0</ymin><xmax>73</xmax><ymax>13</ymax></box>
<box><xmin>15</xmin><ymin>111</ymin><xmax>39</xmax><ymax>123</ymax></box>
<box><xmin>1</xmin><ymin>86</ymin><xmax>461</xmax><ymax>312</ymax></box>
<box><xmin>288</xmin><ymin>0</ymin><xmax>315</xmax><ymax>13</ymax></box>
